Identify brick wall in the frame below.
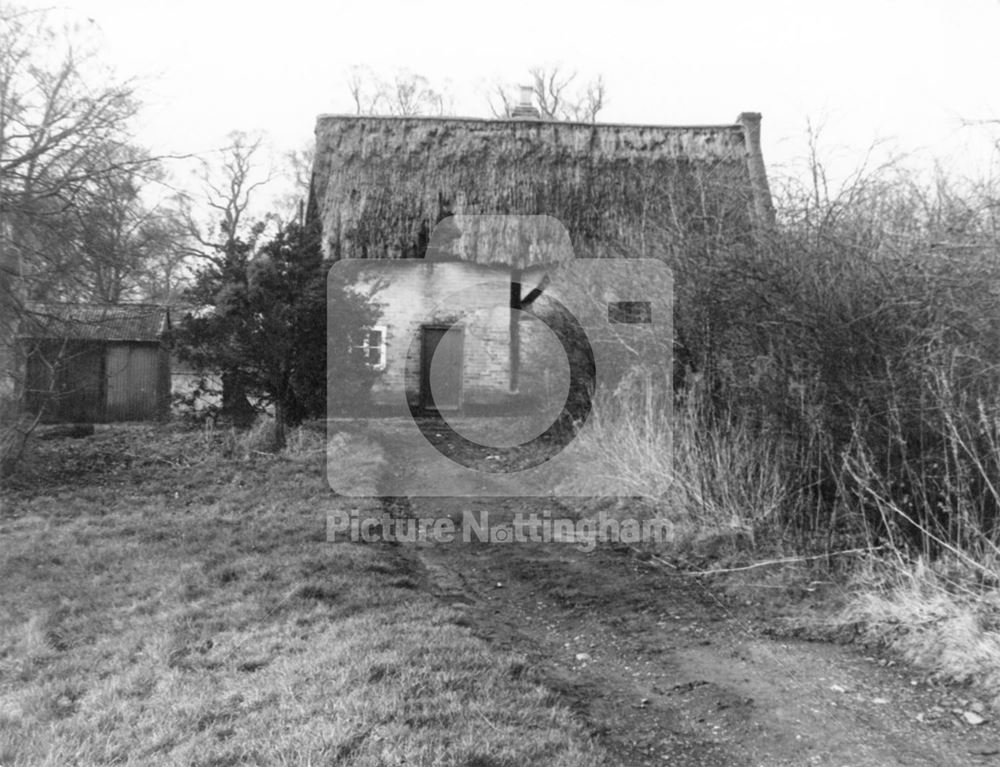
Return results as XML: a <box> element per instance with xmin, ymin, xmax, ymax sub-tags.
<box><xmin>348</xmin><ymin>261</ymin><xmax>566</xmax><ymax>410</ymax></box>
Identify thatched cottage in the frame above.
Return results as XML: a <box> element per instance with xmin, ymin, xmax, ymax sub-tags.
<box><xmin>309</xmin><ymin>103</ymin><xmax>773</xmax><ymax>413</ymax></box>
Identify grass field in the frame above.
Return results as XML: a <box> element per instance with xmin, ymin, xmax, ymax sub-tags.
<box><xmin>0</xmin><ymin>424</ymin><xmax>604</xmax><ymax>766</ymax></box>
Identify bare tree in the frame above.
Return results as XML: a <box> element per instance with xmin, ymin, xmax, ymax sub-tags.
<box><xmin>346</xmin><ymin>66</ymin><xmax>450</xmax><ymax>117</ymax></box>
<box><xmin>197</xmin><ymin>132</ymin><xmax>274</xmax><ymax>249</ymax></box>
<box><xmin>179</xmin><ymin>132</ymin><xmax>275</xmax><ymax>426</ymax></box>
<box><xmin>279</xmin><ymin>141</ymin><xmax>315</xmax><ymax>225</ymax></box>
<box><xmin>347</xmin><ymin>66</ymin><xmax>382</xmax><ymax>115</ymax></box>
<box><xmin>0</xmin><ymin>7</ymin><xmax>146</xmax><ymax>294</ymax></box>
<box><xmin>22</xmin><ymin>142</ymin><xmax>190</xmax><ymax>303</ymax></box>
<box><xmin>0</xmin><ymin>4</ymin><xmax>162</xmax><ymax>467</ymax></box>
<box><xmin>130</xmin><ymin>201</ymin><xmax>191</xmax><ymax>303</ymax></box>
<box><xmin>490</xmin><ymin>66</ymin><xmax>606</xmax><ymax>122</ymax></box>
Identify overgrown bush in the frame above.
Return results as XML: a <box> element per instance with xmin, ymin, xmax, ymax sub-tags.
<box><xmin>572</xmin><ymin>145</ymin><xmax>1000</xmax><ymax>698</ymax></box>
<box><xmin>761</xmin><ymin>166</ymin><xmax>1000</xmax><ymax>551</ymax></box>
<box><xmin>597</xmin><ymin>147</ymin><xmax>1000</xmax><ymax>560</ymax></box>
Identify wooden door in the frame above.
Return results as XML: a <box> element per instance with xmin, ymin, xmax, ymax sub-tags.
<box><xmin>105</xmin><ymin>344</ymin><xmax>160</xmax><ymax>421</ymax></box>
<box><xmin>420</xmin><ymin>326</ymin><xmax>463</xmax><ymax>411</ymax></box>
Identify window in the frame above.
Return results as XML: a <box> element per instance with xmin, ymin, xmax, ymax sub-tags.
<box><xmin>352</xmin><ymin>326</ymin><xmax>387</xmax><ymax>370</ymax></box>
<box><xmin>608</xmin><ymin>301</ymin><xmax>652</xmax><ymax>325</ymax></box>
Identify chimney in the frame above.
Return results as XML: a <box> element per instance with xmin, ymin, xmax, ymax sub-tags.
<box><xmin>737</xmin><ymin>112</ymin><xmax>776</xmax><ymax>231</ymax></box>
<box><xmin>509</xmin><ymin>84</ymin><xmax>540</xmax><ymax>120</ymax></box>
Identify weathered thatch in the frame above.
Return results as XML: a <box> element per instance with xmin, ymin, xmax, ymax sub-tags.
<box><xmin>308</xmin><ymin>113</ymin><xmax>774</xmax><ymax>265</ymax></box>
<box><xmin>423</xmin><ymin>214</ymin><xmax>575</xmax><ymax>270</ymax></box>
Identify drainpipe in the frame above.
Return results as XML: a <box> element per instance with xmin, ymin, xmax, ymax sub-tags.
<box><xmin>509</xmin><ymin>270</ymin><xmax>521</xmax><ymax>391</ymax></box>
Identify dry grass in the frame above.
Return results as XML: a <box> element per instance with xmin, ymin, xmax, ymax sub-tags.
<box><xmin>573</xmin><ymin>373</ymin><xmax>1000</xmax><ymax>706</ymax></box>
<box><xmin>830</xmin><ymin>557</ymin><xmax>1000</xmax><ymax>708</ymax></box>
<box><xmin>565</xmin><ymin>150</ymin><xmax>1000</xmax><ymax>707</ymax></box>
<box><xmin>326</xmin><ymin>423</ymin><xmax>387</xmax><ymax>497</ymax></box>
<box><xmin>568</xmin><ymin>389</ymin><xmax>791</xmax><ymax>548</ymax></box>
<box><xmin>0</xmin><ymin>424</ymin><xmax>604</xmax><ymax>766</ymax></box>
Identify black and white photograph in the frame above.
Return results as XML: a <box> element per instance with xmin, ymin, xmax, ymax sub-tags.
<box><xmin>3</xmin><ymin>1</ymin><xmax>1000</xmax><ymax>764</ymax></box>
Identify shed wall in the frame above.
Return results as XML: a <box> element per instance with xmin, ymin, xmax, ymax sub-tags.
<box><xmin>105</xmin><ymin>344</ymin><xmax>167</xmax><ymax>421</ymax></box>
<box><xmin>25</xmin><ymin>341</ymin><xmax>169</xmax><ymax>423</ymax></box>
<box><xmin>25</xmin><ymin>341</ymin><xmax>104</xmax><ymax>423</ymax></box>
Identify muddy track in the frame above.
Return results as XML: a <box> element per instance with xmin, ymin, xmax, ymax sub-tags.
<box><xmin>343</xmin><ymin>422</ymin><xmax>1000</xmax><ymax>765</ymax></box>
<box><xmin>370</xmin><ymin>492</ymin><xmax>999</xmax><ymax>766</ymax></box>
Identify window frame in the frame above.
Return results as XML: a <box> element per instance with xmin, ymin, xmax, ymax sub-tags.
<box><xmin>352</xmin><ymin>325</ymin><xmax>387</xmax><ymax>371</ymax></box>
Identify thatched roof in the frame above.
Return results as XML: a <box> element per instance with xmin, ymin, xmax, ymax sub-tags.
<box><xmin>423</xmin><ymin>214</ymin><xmax>575</xmax><ymax>270</ymax></box>
<box><xmin>308</xmin><ymin>113</ymin><xmax>774</xmax><ymax>265</ymax></box>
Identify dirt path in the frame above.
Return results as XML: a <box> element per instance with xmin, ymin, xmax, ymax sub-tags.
<box><xmin>407</xmin><ymin>517</ymin><xmax>1000</xmax><ymax>766</ymax></box>
<box><xmin>331</xmin><ymin>419</ymin><xmax>1000</xmax><ymax>765</ymax></box>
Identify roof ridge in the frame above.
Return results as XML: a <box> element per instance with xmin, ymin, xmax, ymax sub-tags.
<box><xmin>314</xmin><ymin>113</ymin><xmax>746</xmax><ymax>131</ymax></box>
<box><xmin>26</xmin><ymin>301</ymin><xmax>169</xmax><ymax>308</ymax></box>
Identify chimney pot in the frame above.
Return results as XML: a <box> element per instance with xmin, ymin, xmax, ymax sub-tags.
<box><xmin>510</xmin><ymin>84</ymin><xmax>541</xmax><ymax>120</ymax></box>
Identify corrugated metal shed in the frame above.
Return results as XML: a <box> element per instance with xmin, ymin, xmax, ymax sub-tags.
<box><xmin>20</xmin><ymin>303</ymin><xmax>172</xmax><ymax>423</ymax></box>
<box><xmin>21</xmin><ymin>303</ymin><xmax>170</xmax><ymax>342</ymax></box>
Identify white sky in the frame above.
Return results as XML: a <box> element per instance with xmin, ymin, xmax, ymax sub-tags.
<box><xmin>26</xmin><ymin>0</ymin><xmax>1000</xmax><ymax>207</ymax></box>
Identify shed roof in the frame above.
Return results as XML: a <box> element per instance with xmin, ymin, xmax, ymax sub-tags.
<box><xmin>21</xmin><ymin>303</ymin><xmax>170</xmax><ymax>342</ymax></box>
